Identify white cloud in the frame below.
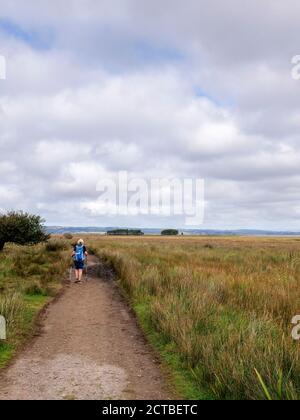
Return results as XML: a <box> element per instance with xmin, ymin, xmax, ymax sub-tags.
<box><xmin>0</xmin><ymin>1</ymin><xmax>299</xmax><ymax>229</ymax></box>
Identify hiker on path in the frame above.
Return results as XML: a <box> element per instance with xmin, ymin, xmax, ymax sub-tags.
<box><xmin>72</xmin><ymin>239</ymin><xmax>88</xmax><ymax>283</ymax></box>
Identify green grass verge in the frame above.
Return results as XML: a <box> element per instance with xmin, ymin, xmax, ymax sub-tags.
<box><xmin>133</xmin><ymin>301</ymin><xmax>214</xmax><ymax>400</ymax></box>
<box><xmin>0</xmin><ymin>342</ymin><xmax>13</xmax><ymax>368</ymax></box>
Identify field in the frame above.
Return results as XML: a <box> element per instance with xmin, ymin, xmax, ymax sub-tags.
<box><xmin>0</xmin><ymin>240</ymin><xmax>70</xmax><ymax>368</ymax></box>
<box><xmin>1</xmin><ymin>235</ymin><xmax>300</xmax><ymax>400</ymax></box>
<box><xmin>86</xmin><ymin>235</ymin><xmax>300</xmax><ymax>400</ymax></box>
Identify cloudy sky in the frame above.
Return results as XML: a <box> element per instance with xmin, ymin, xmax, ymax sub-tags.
<box><xmin>0</xmin><ymin>0</ymin><xmax>299</xmax><ymax>229</ymax></box>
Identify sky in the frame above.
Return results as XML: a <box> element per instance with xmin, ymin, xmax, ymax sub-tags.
<box><xmin>0</xmin><ymin>0</ymin><xmax>300</xmax><ymax>229</ymax></box>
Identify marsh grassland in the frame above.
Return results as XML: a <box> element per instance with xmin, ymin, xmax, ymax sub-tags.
<box><xmin>87</xmin><ymin>235</ymin><xmax>300</xmax><ymax>400</ymax></box>
<box><xmin>1</xmin><ymin>235</ymin><xmax>299</xmax><ymax>400</ymax></box>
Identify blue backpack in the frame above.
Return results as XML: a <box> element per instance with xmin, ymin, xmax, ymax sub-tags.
<box><xmin>74</xmin><ymin>244</ymin><xmax>85</xmax><ymax>262</ymax></box>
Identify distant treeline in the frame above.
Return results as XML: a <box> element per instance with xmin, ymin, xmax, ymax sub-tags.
<box><xmin>107</xmin><ymin>229</ymin><xmax>144</xmax><ymax>236</ymax></box>
<box><xmin>106</xmin><ymin>229</ymin><xmax>180</xmax><ymax>236</ymax></box>
<box><xmin>106</xmin><ymin>229</ymin><xmax>182</xmax><ymax>236</ymax></box>
<box><xmin>161</xmin><ymin>229</ymin><xmax>179</xmax><ymax>236</ymax></box>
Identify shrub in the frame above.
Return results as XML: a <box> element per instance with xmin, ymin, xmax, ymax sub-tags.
<box><xmin>45</xmin><ymin>239</ymin><xmax>68</xmax><ymax>252</ymax></box>
<box><xmin>63</xmin><ymin>233</ymin><xmax>73</xmax><ymax>240</ymax></box>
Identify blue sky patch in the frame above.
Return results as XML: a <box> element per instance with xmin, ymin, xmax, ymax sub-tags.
<box><xmin>195</xmin><ymin>87</ymin><xmax>235</xmax><ymax>108</ymax></box>
<box><xmin>132</xmin><ymin>39</ymin><xmax>184</xmax><ymax>64</ymax></box>
<box><xmin>0</xmin><ymin>18</ymin><xmax>52</xmax><ymax>50</ymax></box>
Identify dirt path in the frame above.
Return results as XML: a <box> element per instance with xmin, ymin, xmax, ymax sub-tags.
<box><xmin>0</xmin><ymin>256</ymin><xmax>170</xmax><ymax>400</ymax></box>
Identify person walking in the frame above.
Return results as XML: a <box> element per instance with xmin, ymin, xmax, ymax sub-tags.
<box><xmin>72</xmin><ymin>239</ymin><xmax>88</xmax><ymax>283</ymax></box>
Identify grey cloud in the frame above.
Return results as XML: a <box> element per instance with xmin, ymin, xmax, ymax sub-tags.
<box><xmin>0</xmin><ymin>1</ymin><xmax>299</xmax><ymax>228</ymax></box>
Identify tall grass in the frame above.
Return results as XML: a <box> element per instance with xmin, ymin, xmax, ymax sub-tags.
<box><xmin>0</xmin><ymin>292</ymin><xmax>23</xmax><ymax>332</ymax></box>
<box><xmin>89</xmin><ymin>236</ymin><xmax>300</xmax><ymax>400</ymax></box>
<box><xmin>0</xmin><ymin>241</ymin><xmax>70</xmax><ymax>367</ymax></box>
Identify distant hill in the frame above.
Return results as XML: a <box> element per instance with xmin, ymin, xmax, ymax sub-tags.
<box><xmin>47</xmin><ymin>226</ymin><xmax>108</xmax><ymax>234</ymax></box>
<box><xmin>46</xmin><ymin>226</ymin><xmax>300</xmax><ymax>236</ymax></box>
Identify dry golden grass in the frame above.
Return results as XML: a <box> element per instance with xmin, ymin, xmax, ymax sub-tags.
<box><xmin>85</xmin><ymin>235</ymin><xmax>300</xmax><ymax>400</ymax></box>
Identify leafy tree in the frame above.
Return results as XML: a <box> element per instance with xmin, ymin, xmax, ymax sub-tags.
<box><xmin>0</xmin><ymin>211</ymin><xmax>50</xmax><ymax>251</ymax></box>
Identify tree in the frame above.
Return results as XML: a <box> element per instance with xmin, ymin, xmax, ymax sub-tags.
<box><xmin>107</xmin><ymin>229</ymin><xmax>144</xmax><ymax>236</ymax></box>
<box><xmin>0</xmin><ymin>211</ymin><xmax>50</xmax><ymax>251</ymax></box>
<box><xmin>161</xmin><ymin>229</ymin><xmax>179</xmax><ymax>236</ymax></box>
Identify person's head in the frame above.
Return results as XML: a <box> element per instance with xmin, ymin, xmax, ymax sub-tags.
<box><xmin>77</xmin><ymin>238</ymin><xmax>84</xmax><ymax>246</ymax></box>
